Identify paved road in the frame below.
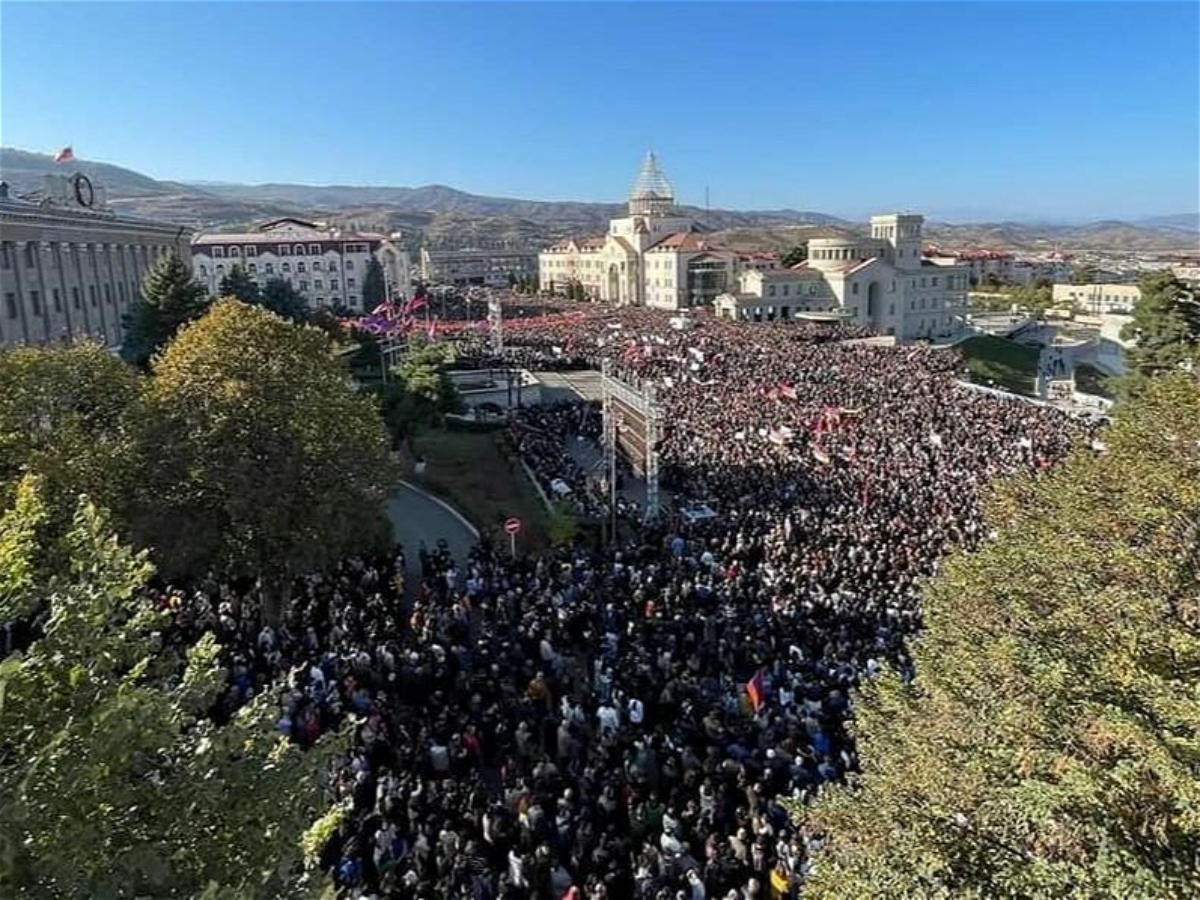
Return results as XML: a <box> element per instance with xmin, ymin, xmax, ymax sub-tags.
<box><xmin>387</xmin><ymin>482</ymin><xmax>478</xmax><ymax>594</ymax></box>
<box><xmin>533</xmin><ymin>369</ymin><xmax>604</xmax><ymax>403</ymax></box>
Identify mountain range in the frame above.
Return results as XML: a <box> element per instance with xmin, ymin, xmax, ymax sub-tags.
<box><xmin>3</xmin><ymin>147</ymin><xmax>1197</xmax><ymax>255</ymax></box>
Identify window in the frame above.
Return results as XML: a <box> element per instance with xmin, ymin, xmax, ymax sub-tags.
<box><xmin>294</xmin><ymin>244</ymin><xmax>305</xmax><ymax>256</ymax></box>
<box><xmin>53</xmin><ymin>288</ymin><xmax>63</xmax><ymax>312</ymax></box>
<box><xmin>265</xmin><ymin>263</ymin><xmax>274</xmax><ymax>274</ymax></box>
<box><xmin>348</xmin><ymin>295</ymin><xmax>358</xmax><ymax>304</ymax></box>
<box><xmin>30</xmin><ymin>290</ymin><xmax>42</xmax><ymax>315</ymax></box>
<box><xmin>5</xmin><ymin>293</ymin><xmax>17</xmax><ymax>319</ymax></box>
<box><xmin>889</xmin><ymin>303</ymin><xmax>895</xmax><ymax>316</ymax></box>
<box><xmin>119</xmin><ymin>283</ymin><xmax>127</xmax><ymax>304</ymax></box>
<box><xmin>229</xmin><ymin>246</ymin><xmax>241</xmax><ymax>257</ymax></box>
<box><xmin>89</xmin><ymin>285</ymin><xmax>97</xmax><ymax>307</ymax></box>
<box><xmin>297</xmin><ymin>262</ymin><xmax>306</xmax><ymax>273</ymax></box>
<box><xmin>245</xmin><ymin>246</ymin><xmax>257</xmax><ymax>257</ymax></box>
<box><xmin>345</xmin><ymin>260</ymin><xmax>354</xmax><ymax>270</ymax></box>
<box><xmin>347</xmin><ymin>277</ymin><xmax>356</xmax><ymax>288</ymax></box>
<box><xmin>72</xmin><ymin>287</ymin><xmax>81</xmax><ymax>309</ymax></box>
<box><xmin>248</xmin><ymin>263</ymin><xmax>257</xmax><ymax>273</ymax></box>
<box><xmin>328</xmin><ymin>261</ymin><xmax>338</xmax><ymax>272</ymax></box>
<box><xmin>212</xmin><ymin>247</ymin><xmax>225</xmax><ymax>258</ymax></box>
<box><xmin>316</xmin><ymin>297</ymin><xmax>325</xmax><ymax>304</ymax></box>
<box><xmin>282</xmin><ymin>263</ymin><xmax>291</xmax><ymax>272</ymax></box>
<box><xmin>299</xmin><ymin>280</ymin><xmax>308</xmax><ymax>290</ymax></box>
<box><xmin>279</xmin><ymin>245</ymin><xmax>291</xmax><ymax>256</ymax></box>
<box><xmin>0</xmin><ymin>244</ymin><xmax>9</xmax><ymax>269</ymax></box>
<box><xmin>932</xmin><ymin>276</ymin><xmax>939</xmax><ymax>286</ymax></box>
<box><xmin>852</xmin><ymin>283</ymin><xmax>859</xmax><ymax>295</ymax></box>
<box><xmin>199</xmin><ymin>265</ymin><xmax>208</xmax><ymax>276</ymax></box>
<box><xmin>312</xmin><ymin>260</ymin><xmax>322</xmax><ymax>271</ymax></box>
<box><xmin>309</xmin><ymin>244</ymin><xmax>321</xmax><ymax>255</ymax></box>
<box><xmin>330</xmin><ymin>279</ymin><xmax>339</xmax><ymax>290</ymax></box>
<box><xmin>314</xmin><ymin>279</ymin><xmax>323</xmax><ymax>289</ymax></box>
<box><xmin>216</xmin><ymin>264</ymin><xmax>225</xmax><ymax>273</ymax></box>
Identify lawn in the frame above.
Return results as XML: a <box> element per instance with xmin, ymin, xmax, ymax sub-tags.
<box><xmin>956</xmin><ymin>335</ymin><xmax>1040</xmax><ymax>395</ymax></box>
<box><xmin>405</xmin><ymin>428</ymin><xmax>552</xmax><ymax>549</ymax></box>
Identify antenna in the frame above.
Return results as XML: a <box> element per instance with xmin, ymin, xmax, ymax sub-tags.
<box><xmin>705</xmin><ymin>185</ymin><xmax>710</xmax><ymax>212</ymax></box>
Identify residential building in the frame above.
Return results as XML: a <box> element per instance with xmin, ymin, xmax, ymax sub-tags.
<box><xmin>1052</xmin><ymin>282</ymin><xmax>1141</xmax><ymax>315</ymax></box>
<box><xmin>419</xmin><ymin>247</ymin><xmax>538</xmax><ymax>288</ymax></box>
<box><xmin>716</xmin><ymin>214</ymin><xmax>970</xmax><ymax>341</ymax></box>
<box><xmin>0</xmin><ymin>175</ymin><xmax>191</xmax><ymax>349</ymax></box>
<box><xmin>191</xmin><ymin>219</ymin><xmax>410</xmax><ymax>312</ymax></box>
<box><xmin>539</xmin><ymin>153</ymin><xmax>740</xmax><ymax>309</ymax></box>
<box><xmin>924</xmin><ymin>247</ymin><xmax>1072</xmax><ymax>285</ymax></box>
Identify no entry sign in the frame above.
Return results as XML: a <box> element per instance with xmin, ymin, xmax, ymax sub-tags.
<box><xmin>504</xmin><ymin>517</ymin><xmax>522</xmax><ymax>535</ymax></box>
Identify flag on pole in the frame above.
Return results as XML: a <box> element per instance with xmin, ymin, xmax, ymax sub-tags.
<box><xmin>778</xmin><ymin>384</ymin><xmax>797</xmax><ymax>400</ymax></box>
<box><xmin>746</xmin><ymin>670</ymin><xmax>766</xmax><ymax>712</ymax></box>
<box><xmin>54</xmin><ymin>146</ymin><xmax>75</xmax><ymax>164</ymax></box>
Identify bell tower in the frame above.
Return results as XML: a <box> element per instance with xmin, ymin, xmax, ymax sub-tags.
<box><xmin>871</xmin><ymin>213</ymin><xmax>924</xmax><ymax>269</ymax></box>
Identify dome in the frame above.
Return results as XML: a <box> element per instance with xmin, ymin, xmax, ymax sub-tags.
<box><xmin>629</xmin><ymin>152</ymin><xmax>675</xmax><ymax>215</ymax></box>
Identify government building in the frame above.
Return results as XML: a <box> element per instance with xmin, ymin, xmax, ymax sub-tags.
<box><xmin>0</xmin><ymin>175</ymin><xmax>191</xmax><ymax>349</ymax></box>
<box><xmin>539</xmin><ymin>153</ymin><xmax>740</xmax><ymax>309</ymax></box>
<box><xmin>540</xmin><ymin>154</ymin><xmax>969</xmax><ymax>340</ymax></box>
<box><xmin>715</xmin><ymin>215</ymin><xmax>970</xmax><ymax>341</ymax></box>
<box><xmin>191</xmin><ymin>219</ymin><xmax>411</xmax><ymax>312</ymax></box>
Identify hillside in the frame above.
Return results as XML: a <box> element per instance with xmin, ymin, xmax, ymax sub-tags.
<box><xmin>2</xmin><ymin>146</ymin><xmax>1195</xmax><ymax>254</ymax></box>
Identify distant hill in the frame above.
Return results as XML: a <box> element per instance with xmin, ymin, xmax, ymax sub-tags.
<box><xmin>3</xmin><ymin>146</ymin><xmax>1195</xmax><ymax>254</ymax></box>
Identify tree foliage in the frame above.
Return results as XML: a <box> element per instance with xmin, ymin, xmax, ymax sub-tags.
<box><xmin>218</xmin><ymin>264</ymin><xmax>262</xmax><ymax>306</ymax></box>
<box><xmin>121</xmin><ymin>252</ymin><xmax>210</xmax><ymax>369</ymax></box>
<box><xmin>259</xmin><ymin>277</ymin><xmax>310</xmax><ymax>323</ymax></box>
<box><xmin>781</xmin><ymin>245</ymin><xmax>807</xmax><ymax>268</ymax></box>
<box><xmin>131</xmin><ymin>300</ymin><xmax>396</xmax><ymax>614</ymax></box>
<box><xmin>802</xmin><ymin>374</ymin><xmax>1200</xmax><ymax>898</ymax></box>
<box><xmin>380</xmin><ymin>338</ymin><xmax>463</xmax><ymax>437</ymax></box>
<box><xmin>1121</xmin><ymin>272</ymin><xmax>1199</xmax><ymax>381</ymax></box>
<box><xmin>0</xmin><ymin>477</ymin><xmax>345</xmax><ymax>899</ymax></box>
<box><xmin>0</xmin><ymin>343</ymin><xmax>140</xmax><ymax>538</ymax></box>
<box><xmin>361</xmin><ymin>258</ymin><xmax>387</xmax><ymax>310</ymax></box>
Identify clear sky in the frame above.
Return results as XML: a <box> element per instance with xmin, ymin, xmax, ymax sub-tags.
<box><xmin>2</xmin><ymin>1</ymin><xmax>1197</xmax><ymax>221</ymax></box>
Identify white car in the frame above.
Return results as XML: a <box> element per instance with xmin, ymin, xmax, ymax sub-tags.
<box><xmin>680</xmin><ymin>502</ymin><xmax>717</xmax><ymax>525</ymax></box>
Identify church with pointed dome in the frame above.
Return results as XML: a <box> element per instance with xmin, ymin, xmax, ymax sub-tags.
<box><xmin>539</xmin><ymin>153</ymin><xmax>739</xmax><ymax>309</ymax></box>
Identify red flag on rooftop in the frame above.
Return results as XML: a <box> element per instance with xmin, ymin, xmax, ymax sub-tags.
<box><xmin>54</xmin><ymin>146</ymin><xmax>75</xmax><ymax>164</ymax></box>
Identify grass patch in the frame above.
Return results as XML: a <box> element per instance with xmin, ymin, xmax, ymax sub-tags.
<box><xmin>406</xmin><ymin>429</ymin><xmax>552</xmax><ymax>549</ymax></box>
<box><xmin>1074</xmin><ymin>363</ymin><xmax>1116</xmax><ymax>399</ymax></box>
<box><xmin>957</xmin><ymin>335</ymin><xmax>1039</xmax><ymax>395</ymax></box>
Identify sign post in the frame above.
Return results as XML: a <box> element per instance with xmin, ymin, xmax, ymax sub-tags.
<box><xmin>504</xmin><ymin>516</ymin><xmax>521</xmax><ymax>559</ymax></box>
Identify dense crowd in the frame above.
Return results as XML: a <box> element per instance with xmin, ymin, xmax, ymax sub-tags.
<box><xmin>149</xmin><ymin>299</ymin><xmax>1088</xmax><ymax>898</ymax></box>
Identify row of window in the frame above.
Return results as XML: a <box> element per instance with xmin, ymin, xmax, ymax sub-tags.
<box><xmin>4</xmin><ymin>278</ymin><xmax>137</xmax><ymax>320</ymax></box>
<box><xmin>2</xmin><ymin>241</ymin><xmax>166</xmax><ymax>270</ymax></box>
<box><xmin>201</xmin><ymin>259</ymin><xmax>351</xmax><ymax>275</ymax></box>
<box><xmin>208</xmin><ymin>242</ymin><xmax>370</xmax><ymax>259</ymax></box>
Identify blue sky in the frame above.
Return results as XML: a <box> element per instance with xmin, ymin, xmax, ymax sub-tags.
<box><xmin>2</xmin><ymin>2</ymin><xmax>1197</xmax><ymax>221</ymax></box>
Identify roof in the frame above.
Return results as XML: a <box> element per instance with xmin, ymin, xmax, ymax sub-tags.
<box><xmin>646</xmin><ymin>232</ymin><xmax>728</xmax><ymax>253</ymax></box>
<box><xmin>629</xmin><ymin>151</ymin><xmax>675</xmax><ymax>202</ymax></box>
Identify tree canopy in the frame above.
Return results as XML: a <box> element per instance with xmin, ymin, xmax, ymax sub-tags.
<box><xmin>361</xmin><ymin>258</ymin><xmax>387</xmax><ymax>310</ymax></box>
<box><xmin>781</xmin><ymin>246</ymin><xmax>807</xmax><ymax>268</ymax></box>
<box><xmin>802</xmin><ymin>373</ymin><xmax>1200</xmax><ymax>898</ymax></box>
<box><xmin>259</xmin><ymin>277</ymin><xmax>310</xmax><ymax>323</ymax></box>
<box><xmin>218</xmin><ymin>264</ymin><xmax>262</xmax><ymax>306</ymax></box>
<box><xmin>1121</xmin><ymin>271</ymin><xmax>1199</xmax><ymax>381</ymax></box>
<box><xmin>377</xmin><ymin>338</ymin><xmax>462</xmax><ymax>438</ymax></box>
<box><xmin>0</xmin><ymin>477</ymin><xmax>345</xmax><ymax>899</ymax></box>
<box><xmin>121</xmin><ymin>252</ymin><xmax>210</xmax><ymax>369</ymax></box>
<box><xmin>131</xmin><ymin>300</ymin><xmax>396</xmax><ymax>614</ymax></box>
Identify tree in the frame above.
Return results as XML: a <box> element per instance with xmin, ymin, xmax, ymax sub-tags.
<box><xmin>1121</xmin><ymin>271</ymin><xmax>1199</xmax><ymax>380</ymax></box>
<box><xmin>361</xmin><ymin>258</ymin><xmax>387</xmax><ymax>310</ymax></box>
<box><xmin>379</xmin><ymin>338</ymin><xmax>463</xmax><ymax>438</ymax></box>
<box><xmin>0</xmin><ymin>342</ymin><xmax>141</xmax><ymax>538</ymax></box>
<box><xmin>218</xmin><ymin>264</ymin><xmax>262</xmax><ymax>306</ymax></box>
<box><xmin>0</xmin><ymin>477</ymin><xmax>346</xmax><ymax>898</ymax></box>
<box><xmin>259</xmin><ymin>277</ymin><xmax>309</xmax><ymax>323</ymax></box>
<box><xmin>121</xmin><ymin>252</ymin><xmax>210</xmax><ymax>368</ymax></box>
<box><xmin>1071</xmin><ymin>263</ymin><xmax>1095</xmax><ymax>284</ymax></box>
<box><xmin>781</xmin><ymin>245</ymin><xmax>807</xmax><ymax>268</ymax></box>
<box><xmin>802</xmin><ymin>373</ymin><xmax>1200</xmax><ymax>898</ymax></box>
<box><xmin>131</xmin><ymin>300</ymin><xmax>396</xmax><ymax>616</ymax></box>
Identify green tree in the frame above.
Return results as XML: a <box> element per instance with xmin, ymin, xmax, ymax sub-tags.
<box><xmin>0</xmin><ymin>477</ymin><xmax>346</xmax><ymax>899</ymax></box>
<box><xmin>1121</xmin><ymin>271</ymin><xmax>1199</xmax><ymax>380</ymax></box>
<box><xmin>802</xmin><ymin>374</ymin><xmax>1200</xmax><ymax>899</ymax></box>
<box><xmin>361</xmin><ymin>258</ymin><xmax>387</xmax><ymax>310</ymax></box>
<box><xmin>0</xmin><ymin>343</ymin><xmax>140</xmax><ymax>537</ymax></box>
<box><xmin>380</xmin><ymin>338</ymin><xmax>463</xmax><ymax>437</ymax></box>
<box><xmin>259</xmin><ymin>277</ymin><xmax>309</xmax><ymax>323</ymax></box>
<box><xmin>781</xmin><ymin>245</ymin><xmax>807</xmax><ymax>268</ymax></box>
<box><xmin>218</xmin><ymin>264</ymin><xmax>262</xmax><ymax>306</ymax></box>
<box><xmin>121</xmin><ymin>252</ymin><xmax>210</xmax><ymax>368</ymax></box>
<box><xmin>131</xmin><ymin>300</ymin><xmax>396</xmax><ymax>616</ymax></box>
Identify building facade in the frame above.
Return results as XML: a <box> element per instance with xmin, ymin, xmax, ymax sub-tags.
<box><xmin>1052</xmin><ymin>282</ymin><xmax>1141</xmax><ymax>315</ymax></box>
<box><xmin>1</xmin><ymin>175</ymin><xmax>191</xmax><ymax>349</ymax></box>
<box><xmin>192</xmin><ymin>219</ymin><xmax>411</xmax><ymax>312</ymax></box>
<box><xmin>716</xmin><ymin>214</ymin><xmax>970</xmax><ymax>341</ymax></box>
<box><xmin>924</xmin><ymin>247</ymin><xmax>1073</xmax><ymax>286</ymax></box>
<box><xmin>539</xmin><ymin>153</ymin><xmax>740</xmax><ymax>310</ymax></box>
<box><xmin>419</xmin><ymin>247</ymin><xmax>538</xmax><ymax>288</ymax></box>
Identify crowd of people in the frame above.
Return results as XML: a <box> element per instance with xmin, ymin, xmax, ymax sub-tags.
<box><xmin>150</xmin><ymin>297</ymin><xmax>1090</xmax><ymax>898</ymax></box>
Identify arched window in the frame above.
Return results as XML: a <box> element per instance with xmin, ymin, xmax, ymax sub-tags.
<box><xmin>295</xmin><ymin>244</ymin><xmax>306</xmax><ymax>256</ymax></box>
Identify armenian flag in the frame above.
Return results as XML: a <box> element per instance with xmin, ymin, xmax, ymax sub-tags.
<box><xmin>746</xmin><ymin>670</ymin><xmax>766</xmax><ymax>712</ymax></box>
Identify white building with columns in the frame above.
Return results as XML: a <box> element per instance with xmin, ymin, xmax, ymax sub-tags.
<box><xmin>539</xmin><ymin>153</ymin><xmax>739</xmax><ymax>309</ymax></box>
<box><xmin>715</xmin><ymin>214</ymin><xmax>970</xmax><ymax>341</ymax></box>
<box><xmin>192</xmin><ymin>218</ymin><xmax>410</xmax><ymax>312</ymax></box>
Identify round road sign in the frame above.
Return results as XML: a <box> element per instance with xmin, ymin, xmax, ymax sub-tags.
<box><xmin>504</xmin><ymin>517</ymin><xmax>522</xmax><ymax>535</ymax></box>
